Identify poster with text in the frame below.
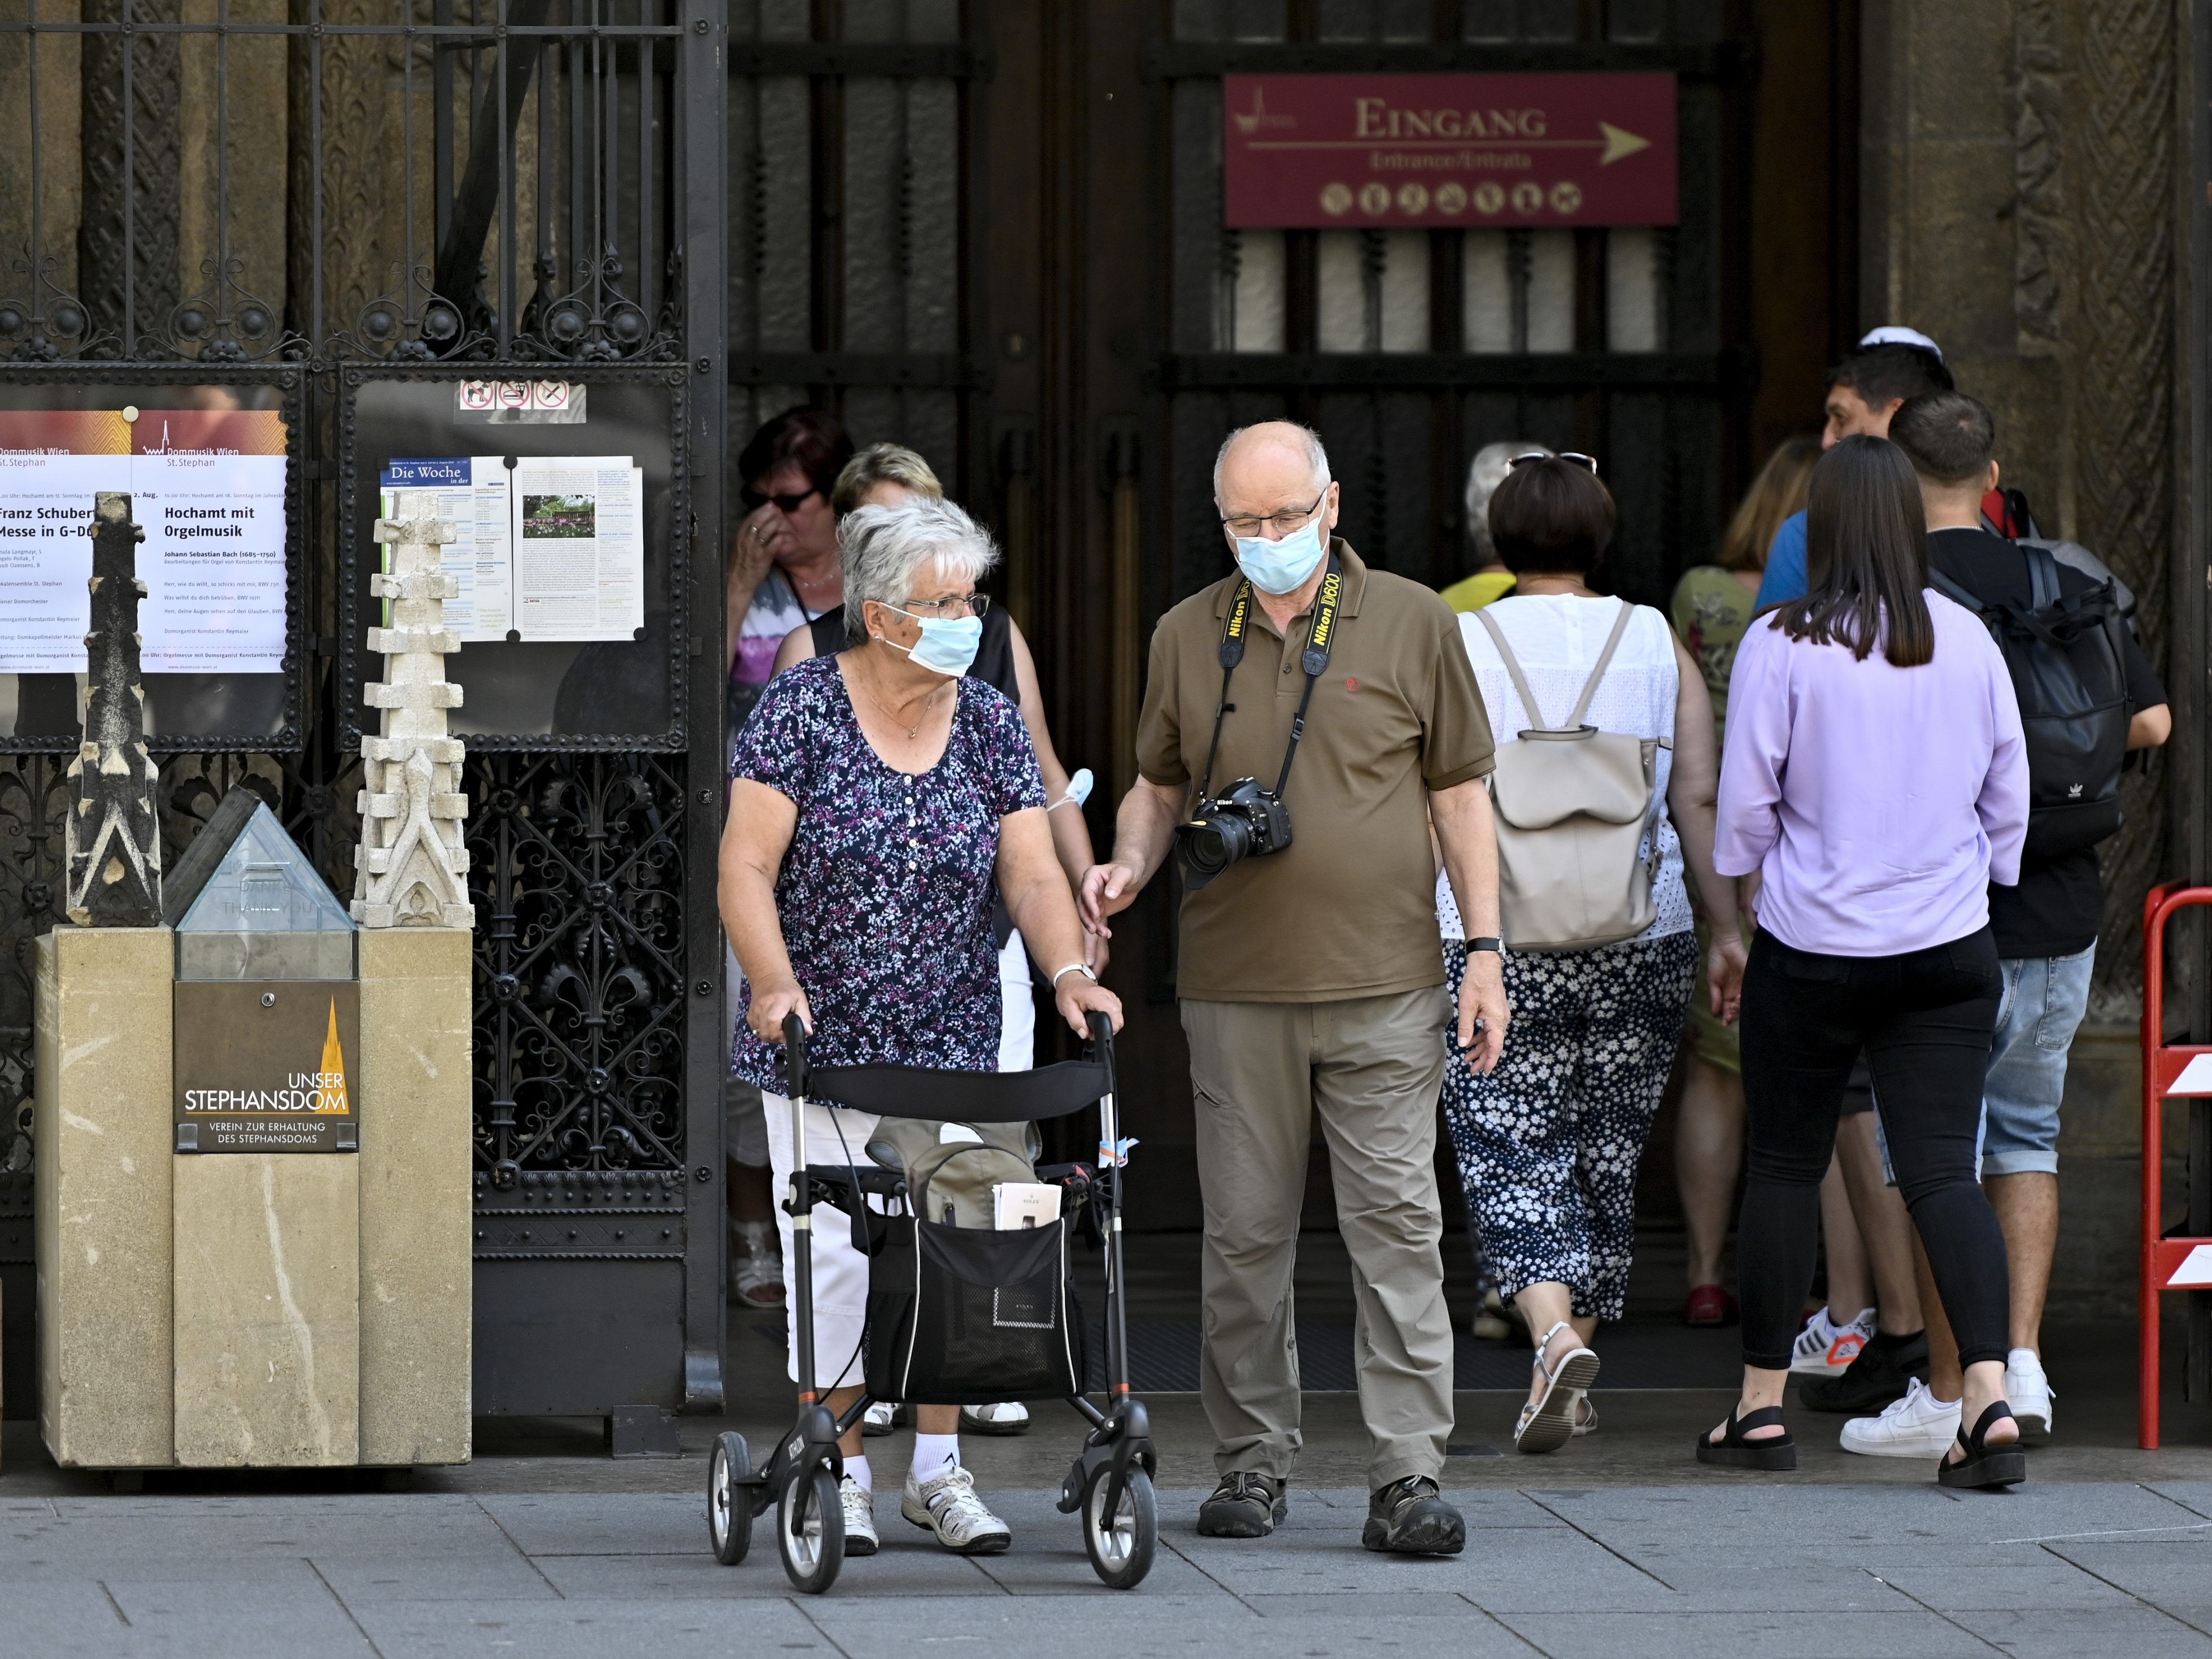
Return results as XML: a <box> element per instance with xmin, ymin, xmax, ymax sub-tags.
<box><xmin>0</xmin><ymin>407</ymin><xmax>288</xmax><ymax>674</ymax></box>
<box><xmin>508</xmin><ymin>457</ymin><xmax>643</xmax><ymax>641</ymax></box>
<box><xmin>379</xmin><ymin>455</ymin><xmax>514</xmax><ymax>640</ymax></box>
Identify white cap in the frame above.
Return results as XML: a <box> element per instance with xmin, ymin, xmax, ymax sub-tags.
<box><xmin>1858</xmin><ymin>325</ymin><xmax>1943</xmax><ymax>360</ymax></box>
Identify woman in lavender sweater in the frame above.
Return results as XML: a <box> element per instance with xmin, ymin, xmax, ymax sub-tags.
<box><xmin>1700</xmin><ymin>436</ymin><xmax>2031</xmax><ymax>1489</ymax></box>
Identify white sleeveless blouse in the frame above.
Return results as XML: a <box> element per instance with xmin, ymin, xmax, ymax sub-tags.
<box><xmin>1436</xmin><ymin>593</ymin><xmax>1692</xmax><ymax>942</ymax></box>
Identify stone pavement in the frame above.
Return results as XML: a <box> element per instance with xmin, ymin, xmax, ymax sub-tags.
<box><xmin>6</xmin><ymin>1475</ymin><xmax>2212</xmax><ymax>1657</ymax></box>
<box><xmin>10</xmin><ymin>1374</ymin><xmax>2212</xmax><ymax>1659</ymax></box>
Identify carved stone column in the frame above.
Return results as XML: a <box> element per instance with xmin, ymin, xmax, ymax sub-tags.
<box><xmin>65</xmin><ymin>492</ymin><xmax>161</xmax><ymax>928</ymax></box>
<box><xmin>353</xmin><ymin>497</ymin><xmax>473</xmax><ymax>929</ymax></box>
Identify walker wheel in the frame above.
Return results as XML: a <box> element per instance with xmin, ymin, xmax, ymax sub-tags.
<box><xmin>708</xmin><ymin>1432</ymin><xmax>753</xmax><ymax>1566</ymax></box>
<box><xmin>778</xmin><ymin>1463</ymin><xmax>844</xmax><ymax>1593</ymax></box>
<box><xmin>1081</xmin><ymin>1464</ymin><xmax>1156</xmax><ymax>1590</ymax></box>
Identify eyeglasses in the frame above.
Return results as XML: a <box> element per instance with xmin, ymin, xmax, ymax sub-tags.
<box><xmin>1508</xmin><ymin>451</ymin><xmax>1599</xmax><ymax>474</ymax></box>
<box><xmin>740</xmin><ymin>485</ymin><xmax>822</xmax><ymax>513</ymax></box>
<box><xmin>899</xmin><ymin>592</ymin><xmax>992</xmax><ymax>619</ymax></box>
<box><xmin>1220</xmin><ymin>488</ymin><xmax>1328</xmax><ymax>540</ymax></box>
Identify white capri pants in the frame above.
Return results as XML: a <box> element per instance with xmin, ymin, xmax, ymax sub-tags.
<box><xmin>765</xmin><ymin>929</ymin><xmax>1036</xmax><ymax>1387</ymax></box>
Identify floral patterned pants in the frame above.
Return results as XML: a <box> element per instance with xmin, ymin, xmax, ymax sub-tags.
<box><xmin>1442</xmin><ymin>932</ymin><xmax>1697</xmax><ymax>1321</ymax></box>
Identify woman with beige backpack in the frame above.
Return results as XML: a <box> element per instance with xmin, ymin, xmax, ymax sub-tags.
<box><xmin>1435</xmin><ymin>452</ymin><xmax>1748</xmax><ymax>1452</ymax></box>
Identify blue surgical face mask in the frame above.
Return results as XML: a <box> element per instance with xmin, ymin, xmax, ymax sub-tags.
<box><xmin>882</xmin><ymin>608</ymin><xmax>983</xmax><ymax>677</ymax></box>
<box><xmin>1231</xmin><ymin>508</ymin><xmax>1328</xmax><ymax>595</ymax></box>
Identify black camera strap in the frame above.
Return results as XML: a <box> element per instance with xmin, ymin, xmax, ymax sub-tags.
<box><xmin>1193</xmin><ymin>555</ymin><xmax>1344</xmax><ymax>804</ymax></box>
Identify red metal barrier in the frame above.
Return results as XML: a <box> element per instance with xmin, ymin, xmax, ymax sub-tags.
<box><xmin>2139</xmin><ymin>883</ymin><xmax>2212</xmax><ymax>1448</ymax></box>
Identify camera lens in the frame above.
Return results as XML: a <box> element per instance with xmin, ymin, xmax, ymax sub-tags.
<box><xmin>1186</xmin><ymin>813</ymin><xmax>1253</xmax><ymax>876</ymax></box>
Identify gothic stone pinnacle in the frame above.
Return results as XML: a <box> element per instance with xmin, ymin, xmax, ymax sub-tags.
<box><xmin>355</xmin><ymin>498</ymin><xmax>474</xmax><ymax>928</ymax></box>
<box><xmin>64</xmin><ymin>491</ymin><xmax>162</xmax><ymax>928</ymax></box>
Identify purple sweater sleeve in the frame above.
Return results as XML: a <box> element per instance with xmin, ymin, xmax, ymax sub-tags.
<box><xmin>1713</xmin><ymin>618</ymin><xmax>1784</xmax><ymax>881</ymax></box>
<box><xmin>1975</xmin><ymin>630</ymin><xmax>2030</xmax><ymax>887</ymax></box>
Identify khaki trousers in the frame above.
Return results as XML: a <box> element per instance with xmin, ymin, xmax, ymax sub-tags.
<box><xmin>1181</xmin><ymin>985</ymin><xmax>1455</xmax><ymax>1492</ymax></box>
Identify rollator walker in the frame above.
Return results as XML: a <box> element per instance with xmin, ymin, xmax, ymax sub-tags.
<box><xmin>707</xmin><ymin>1011</ymin><xmax>1157</xmax><ymax>1592</ymax></box>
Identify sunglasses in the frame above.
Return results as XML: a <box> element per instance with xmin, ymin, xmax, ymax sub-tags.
<box><xmin>740</xmin><ymin>485</ymin><xmax>822</xmax><ymax>513</ymax></box>
<box><xmin>1509</xmin><ymin>451</ymin><xmax>1599</xmax><ymax>474</ymax></box>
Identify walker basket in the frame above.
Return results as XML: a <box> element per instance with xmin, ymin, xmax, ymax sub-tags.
<box><xmin>865</xmin><ymin>1212</ymin><xmax>1085</xmax><ymax>1404</ymax></box>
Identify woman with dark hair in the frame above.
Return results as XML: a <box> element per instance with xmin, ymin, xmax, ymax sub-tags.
<box><xmin>1440</xmin><ymin>453</ymin><xmax>1747</xmax><ymax>1453</ymax></box>
<box><xmin>1704</xmin><ymin>434</ymin><xmax>2030</xmax><ymax>1488</ymax></box>
<box><xmin>729</xmin><ymin>406</ymin><xmax>855</xmax><ymax>730</ymax></box>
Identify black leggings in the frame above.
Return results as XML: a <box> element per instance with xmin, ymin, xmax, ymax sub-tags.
<box><xmin>1736</xmin><ymin>928</ymin><xmax>2011</xmax><ymax>1372</ymax></box>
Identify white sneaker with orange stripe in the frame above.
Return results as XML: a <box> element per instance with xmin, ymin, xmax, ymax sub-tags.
<box><xmin>1789</xmin><ymin>1306</ymin><xmax>1875</xmax><ymax>1377</ymax></box>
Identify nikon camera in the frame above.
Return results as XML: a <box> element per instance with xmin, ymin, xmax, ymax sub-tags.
<box><xmin>1176</xmin><ymin>776</ymin><xmax>1291</xmax><ymax>890</ymax></box>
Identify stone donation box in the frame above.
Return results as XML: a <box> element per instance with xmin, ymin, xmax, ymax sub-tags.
<box><xmin>37</xmin><ymin>790</ymin><xmax>473</xmax><ymax>1470</ymax></box>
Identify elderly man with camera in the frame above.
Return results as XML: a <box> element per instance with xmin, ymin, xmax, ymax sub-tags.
<box><xmin>1080</xmin><ymin>421</ymin><xmax>1508</xmax><ymax>1556</ymax></box>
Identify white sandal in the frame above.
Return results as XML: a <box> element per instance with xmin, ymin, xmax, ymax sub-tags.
<box><xmin>1513</xmin><ymin>1321</ymin><xmax>1600</xmax><ymax>1454</ymax></box>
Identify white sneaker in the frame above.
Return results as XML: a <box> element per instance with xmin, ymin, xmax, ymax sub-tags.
<box><xmin>959</xmin><ymin>1400</ymin><xmax>1029</xmax><ymax>1436</ymax></box>
<box><xmin>1790</xmin><ymin>1307</ymin><xmax>1874</xmax><ymax>1377</ymax></box>
<box><xmin>901</xmin><ymin>1463</ymin><xmax>1012</xmax><ymax>1555</ymax></box>
<box><xmin>839</xmin><ymin>1473</ymin><xmax>879</xmax><ymax>1556</ymax></box>
<box><xmin>2007</xmin><ymin>1348</ymin><xmax>2054</xmax><ymax>1443</ymax></box>
<box><xmin>1840</xmin><ymin>1377</ymin><xmax>1962</xmax><ymax>1458</ymax></box>
<box><xmin>862</xmin><ymin>1399</ymin><xmax>897</xmax><ymax>1436</ymax></box>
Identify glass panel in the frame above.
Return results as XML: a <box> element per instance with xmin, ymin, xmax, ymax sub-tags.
<box><xmin>1607</xmin><ymin>228</ymin><xmax>1662</xmax><ymax>351</ymax></box>
<box><xmin>1378</xmin><ymin>230</ymin><xmax>1430</xmax><ymax>352</ymax></box>
<box><xmin>1526</xmin><ymin>229</ymin><xmax>1576</xmax><ymax>352</ymax></box>
<box><xmin>0</xmin><ymin>378</ymin><xmax>292</xmax><ymax>746</ymax></box>
<box><xmin>347</xmin><ymin>377</ymin><xmax>678</xmax><ymax>742</ymax></box>
<box><xmin>1316</xmin><ymin>231</ymin><xmax>1368</xmax><ymax>352</ymax></box>
<box><xmin>175</xmin><ymin>801</ymin><xmax>354</xmax><ymax>939</ymax></box>
<box><xmin>1227</xmin><ymin>230</ymin><xmax>1287</xmax><ymax>352</ymax></box>
<box><xmin>1464</xmin><ymin>230</ymin><xmax>1514</xmax><ymax>352</ymax></box>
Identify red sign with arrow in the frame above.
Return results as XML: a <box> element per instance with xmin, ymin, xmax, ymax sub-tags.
<box><xmin>1222</xmin><ymin>72</ymin><xmax>1678</xmax><ymax>229</ymax></box>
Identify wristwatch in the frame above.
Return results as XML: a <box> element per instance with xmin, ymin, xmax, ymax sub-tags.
<box><xmin>1052</xmin><ymin>963</ymin><xmax>1099</xmax><ymax>987</ymax></box>
<box><xmin>1462</xmin><ymin>937</ymin><xmax>1503</xmax><ymax>956</ymax></box>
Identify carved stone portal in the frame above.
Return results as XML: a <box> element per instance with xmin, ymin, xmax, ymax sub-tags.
<box><xmin>66</xmin><ymin>491</ymin><xmax>163</xmax><ymax>928</ymax></box>
<box><xmin>354</xmin><ymin>497</ymin><xmax>473</xmax><ymax>929</ymax></box>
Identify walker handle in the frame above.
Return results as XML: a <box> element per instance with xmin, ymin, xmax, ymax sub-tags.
<box><xmin>782</xmin><ymin>1012</ymin><xmax>809</xmax><ymax>1100</ymax></box>
<box><xmin>1086</xmin><ymin>1009</ymin><xmax>1116</xmax><ymax>1090</ymax></box>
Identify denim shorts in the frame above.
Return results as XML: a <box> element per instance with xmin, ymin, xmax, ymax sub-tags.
<box><xmin>1872</xmin><ymin>942</ymin><xmax>2093</xmax><ymax>1183</ymax></box>
<box><xmin>1980</xmin><ymin>942</ymin><xmax>2096</xmax><ymax>1177</ymax></box>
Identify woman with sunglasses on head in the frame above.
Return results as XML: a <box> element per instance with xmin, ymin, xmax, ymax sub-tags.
<box><xmin>1702</xmin><ymin>435</ymin><xmax>2028</xmax><ymax>1488</ymax></box>
<box><xmin>1439</xmin><ymin>452</ymin><xmax>1747</xmax><ymax>1454</ymax></box>
<box><xmin>729</xmin><ymin>407</ymin><xmax>855</xmax><ymax>734</ymax></box>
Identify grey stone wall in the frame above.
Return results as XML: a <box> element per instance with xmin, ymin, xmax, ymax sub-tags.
<box><xmin>1859</xmin><ymin>0</ymin><xmax>2195</xmax><ymax>1309</ymax></box>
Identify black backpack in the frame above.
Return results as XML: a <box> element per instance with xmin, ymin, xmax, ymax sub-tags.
<box><xmin>1930</xmin><ymin>542</ymin><xmax>2130</xmax><ymax>863</ymax></box>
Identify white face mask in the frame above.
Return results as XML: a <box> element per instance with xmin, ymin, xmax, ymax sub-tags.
<box><xmin>1231</xmin><ymin>508</ymin><xmax>1329</xmax><ymax>595</ymax></box>
<box><xmin>878</xmin><ymin>607</ymin><xmax>982</xmax><ymax>677</ymax></box>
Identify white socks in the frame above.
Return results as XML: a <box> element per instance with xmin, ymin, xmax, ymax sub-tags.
<box><xmin>845</xmin><ymin>1455</ymin><xmax>872</xmax><ymax>1492</ymax></box>
<box><xmin>911</xmin><ymin>1433</ymin><xmax>960</xmax><ymax>1483</ymax></box>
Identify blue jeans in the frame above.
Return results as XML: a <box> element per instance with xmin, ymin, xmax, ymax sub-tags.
<box><xmin>1981</xmin><ymin>943</ymin><xmax>2096</xmax><ymax>1178</ymax></box>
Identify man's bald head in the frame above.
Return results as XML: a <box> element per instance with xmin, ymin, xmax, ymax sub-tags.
<box><xmin>1213</xmin><ymin>421</ymin><xmax>1330</xmax><ymax>504</ymax></box>
<box><xmin>1213</xmin><ymin>422</ymin><xmax>1340</xmax><ymax>556</ymax></box>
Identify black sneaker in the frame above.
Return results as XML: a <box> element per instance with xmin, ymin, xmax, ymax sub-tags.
<box><xmin>1798</xmin><ymin>1329</ymin><xmax>1930</xmax><ymax>1414</ymax></box>
<box><xmin>1196</xmin><ymin>1472</ymin><xmax>1286</xmax><ymax>1538</ymax></box>
<box><xmin>1361</xmin><ymin>1477</ymin><xmax>1466</xmax><ymax>1555</ymax></box>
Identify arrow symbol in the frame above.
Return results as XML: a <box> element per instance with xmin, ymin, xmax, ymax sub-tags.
<box><xmin>1599</xmin><ymin>123</ymin><xmax>1652</xmax><ymax>166</ymax></box>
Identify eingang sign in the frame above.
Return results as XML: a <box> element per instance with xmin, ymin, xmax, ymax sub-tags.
<box><xmin>1222</xmin><ymin>72</ymin><xmax>1678</xmax><ymax>229</ymax></box>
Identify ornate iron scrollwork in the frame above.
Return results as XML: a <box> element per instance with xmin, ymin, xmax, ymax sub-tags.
<box><xmin>467</xmin><ymin>752</ymin><xmax>689</xmax><ymax>1186</ymax></box>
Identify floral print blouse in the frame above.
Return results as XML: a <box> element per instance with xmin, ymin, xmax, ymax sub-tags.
<box><xmin>728</xmin><ymin>653</ymin><xmax>1044</xmax><ymax>1091</ymax></box>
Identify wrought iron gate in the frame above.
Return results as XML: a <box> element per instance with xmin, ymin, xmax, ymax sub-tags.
<box><xmin>0</xmin><ymin>0</ymin><xmax>730</xmax><ymax>1434</ymax></box>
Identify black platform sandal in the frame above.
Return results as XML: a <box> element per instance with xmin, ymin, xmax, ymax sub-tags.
<box><xmin>1936</xmin><ymin>1401</ymin><xmax>2026</xmax><ymax>1490</ymax></box>
<box><xmin>1695</xmin><ymin>1406</ymin><xmax>1797</xmax><ymax>1471</ymax></box>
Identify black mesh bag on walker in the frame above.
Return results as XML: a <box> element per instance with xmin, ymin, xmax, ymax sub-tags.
<box><xmin>862</xmin><ymin>1134</ymin><xmax>1086</xmax><ymax>1404</ymax></box>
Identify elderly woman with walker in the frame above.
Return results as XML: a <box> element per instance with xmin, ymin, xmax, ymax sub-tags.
<box><xmin>717</xmin><ymin>497</ymin><xmax>1124</xmax><ymax>1572</ymax></box>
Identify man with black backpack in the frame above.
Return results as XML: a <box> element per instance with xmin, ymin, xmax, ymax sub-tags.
<box><xmin>1838</xmin><ymin>393</ymin><xmax>2169</xmax><ymax>1459</ymax></box>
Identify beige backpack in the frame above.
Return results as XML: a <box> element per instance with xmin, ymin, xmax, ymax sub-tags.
<box><xmin>1474</xmin><ymin>602</ymin><xmax>1666</xmax><ymax>953</ymax></box>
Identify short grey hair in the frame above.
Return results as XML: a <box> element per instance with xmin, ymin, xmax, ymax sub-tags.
<box><xmin>1465</xmin><ymin>440</ymin><xmax>1549</xmax><ymax>559</ymax></box>
<box><xmin>1212</xmin><ymin>421</ymin><xmax>1331</xmax><ymax>502</ymax></box>
<box><xmin>839</xmin><ymin>497</ymin><xmax>1001</xmax><ymax>635</ymax></box>
<box><xmin>832</xmin><ymin>442</ymin><xmax>944</xmax><ymax>517</ymax></box>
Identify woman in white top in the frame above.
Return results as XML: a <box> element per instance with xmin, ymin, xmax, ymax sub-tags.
<box><xmin>1438</xmin><ymin>454</ymin><xmax>1747</xmax><ymax>1453</ymax></box>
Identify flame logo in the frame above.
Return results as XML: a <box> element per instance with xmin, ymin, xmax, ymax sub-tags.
<box><xmin>319</xmin><ymin>999</ymin><xmax>349</xmax><ymax>1114</ymax></box>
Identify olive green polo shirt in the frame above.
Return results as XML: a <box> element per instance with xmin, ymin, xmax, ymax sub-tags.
<box><xmin>1135</xmin><ymin>541</ymin><xmax>1495</xmax><ymax>1004</ymax></box>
